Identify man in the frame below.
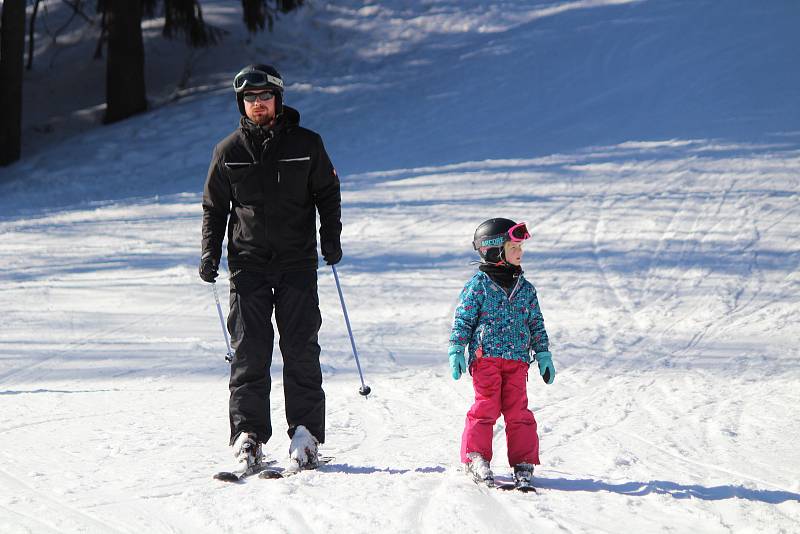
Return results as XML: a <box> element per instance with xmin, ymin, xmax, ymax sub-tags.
<box><xmin>200</xmin><ymin>64</ymin><xmax>342</xmax><ymax>474</ymax></box>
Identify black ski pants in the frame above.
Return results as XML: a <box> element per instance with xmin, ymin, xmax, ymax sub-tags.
<box><xmin>227</xmin><ymin>269</ymin><xmax>325</xmax><ymax>446</ymax></box>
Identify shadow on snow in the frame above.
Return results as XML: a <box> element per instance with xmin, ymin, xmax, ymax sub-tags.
<box><xmin>534</xmin><ymin>476</ymin><xmax>800</xmax><ymax>504</ymax></box>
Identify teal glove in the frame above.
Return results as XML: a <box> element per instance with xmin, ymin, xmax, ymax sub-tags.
<box><xmin>449</xmin><ymin>347</ymin><xmax>467</xmax><ymax>380</ymax></box>
<box><xmin>535</xmin><ymin>351</ymin><xmax>555</xmax><ymax>384</ymax></box>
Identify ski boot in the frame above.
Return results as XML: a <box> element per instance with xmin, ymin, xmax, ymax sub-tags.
<box><xmin>288</xmin><ymin>425</ymin><xmax>320</xmax><ymax>472</ymax></box>
<box><xmin>512</xmin><ymin>463</ymin><xmax>536</xmax><ymax>492</ymax></box>
<box><xmin>233</xmin><ymin>432</ymin><xmax>265</xmax><ymax>474</ymax></box>
<box><xmin>213</xmin><ymin>432</ymin><xmax>267</xmax><ymax>481</ymax></box>
<box><xmin>466</xmin><ymin>452</ymin><xmax>494</xmax><ymax>487</ymax></box>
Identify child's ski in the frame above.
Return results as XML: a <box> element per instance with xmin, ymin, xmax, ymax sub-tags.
<box><xmin>498</xmin><ymin>480</ymin><xmax>537</xmax><ymax>493</ymax></box>
<box><xmin>258</xmin><ymin>456</ymin><xmax>334</xmax><ymax>479</ymax></box>
<box><xmin>213</xmin><ymin>459</ymin><xmax>277</xmax><ymax>482</ymax></box>
<box><xmin>497</xmin><ymin>464</ymin><xmax>537</xmax><ymax>492</ymax></box>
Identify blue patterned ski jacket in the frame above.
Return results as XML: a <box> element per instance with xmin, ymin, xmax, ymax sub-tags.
<box><xmin>449</xmin><ymin>271</ymin><xmax>549</xmax><ymax>365</ymax></box>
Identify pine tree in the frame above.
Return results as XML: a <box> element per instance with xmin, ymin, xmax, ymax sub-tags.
<box><xmin>242</xmin><ymin>0</ymin><xmax>305</xmax><ymax>33</ymax></box>
<box><xmin>2</xmin><ymin>1</ymin><xmax>306</xmax><ymax>163</ymax></box>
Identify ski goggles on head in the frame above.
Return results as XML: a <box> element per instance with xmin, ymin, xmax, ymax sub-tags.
<box><xmin>242</xmin><ymin>91</ymin><xmax>276</xmax><ymax>102</ymax></box>
<box><xmin>507</xmin><ymin>222</ymin><xmax>530</xmax><ymax>242</ymax></box>
<box><xmin>233</xmin><ymin>69</ymin><xmax>284</xmax><ymax>92</ymax></box>
<box><xmin>472</xmin><ymin>222</ymin><xmax>531</xmax><ymax>250</ymax></box>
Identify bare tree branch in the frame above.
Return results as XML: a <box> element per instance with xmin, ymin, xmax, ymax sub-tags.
<box><xmin>26</xmin><ymin>0</ymin><xmax>42</xmax><ymax>70</ymax></box>
<box><xmin>94</xmin><ymin>8</ymin><xmax>107</xmax><ymax>60</ymax></box>
<box><xmin>61</xmin><ymin>0</ymin><xmax>94</xmax><ymax>25</ymax></box>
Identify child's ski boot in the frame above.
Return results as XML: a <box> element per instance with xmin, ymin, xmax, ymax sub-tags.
<box><xmin>465</xmin><ymin>452</ymin><xmax>494</xmax><ymax>487</ymax></box>
<box><xmin>512</xmin><ymin>463</ymin><xmax>536</xmax><ymax>492</ymax></box>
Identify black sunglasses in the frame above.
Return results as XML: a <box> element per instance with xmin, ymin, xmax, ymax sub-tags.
<box><xmin>242</xmin><ymin>92</ymin><xmax>275</xmax><ymax>103</ymax></box>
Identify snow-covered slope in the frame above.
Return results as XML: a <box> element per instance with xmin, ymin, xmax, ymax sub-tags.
<box><xmin>1</xmin><ymin>1</ymin><xmax>799</xmax><ymax>533</ymax></box>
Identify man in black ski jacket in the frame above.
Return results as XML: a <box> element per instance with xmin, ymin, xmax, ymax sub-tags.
<box><xmin>200</xmin><ymin>64</ymin><xmax>341</xmax><ymax>471</ymax></box>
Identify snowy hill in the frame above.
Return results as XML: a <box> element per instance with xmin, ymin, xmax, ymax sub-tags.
<box><xmin>1</xmin><ymin>1</ymin><xmax>799</xmax><ymax>532</ymax></box>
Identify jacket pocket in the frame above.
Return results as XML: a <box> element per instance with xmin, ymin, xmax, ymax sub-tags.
<box><xmin>226</xmin><ymin>164</ymin><xmax>263</xmax><ymax>205</ymax></box>
<box><xmin>277</xmin><ymin>159</ymin><xmax>311</xmax><ymax>201</ymax></box>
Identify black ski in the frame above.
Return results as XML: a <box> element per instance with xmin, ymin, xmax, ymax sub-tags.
<box><xmin>498</xmin><ymin>464</ymin><xmax>537</xmax><ymax>492</ymax></box>
<box><xmin>258</xmin><ymin>456</ymin><xmax>334</xmax><ymax>479</ymax></box>
<box><xmin>213</xmin><ymin>460</ymin><xmax>277</xmax><ymax>482</ymax></box>
<box><xmin>497</xmin><ymin>471</ymin><xmax>537</xmax><ymax>493</ymax></box>
<box><xmin>497</xmin><ymin>482</ymin><xmax>538</xmax><ymax>493</ymax></box>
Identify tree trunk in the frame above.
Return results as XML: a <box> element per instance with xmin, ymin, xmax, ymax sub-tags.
<box><xmin>104</xmin><ymin>0</ymin><xmax>146</xmax><ymax>124</ymax></box>
<box><xmin>0</xmin><ymin>0</ymin><xmax>26</xmax><ymax>166</ymax></box>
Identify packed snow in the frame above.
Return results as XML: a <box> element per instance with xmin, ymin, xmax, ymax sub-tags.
<box><xmin>1</xmin><ymin>1</ymin><xmax>799</xmax><ymax>533</ymax></box>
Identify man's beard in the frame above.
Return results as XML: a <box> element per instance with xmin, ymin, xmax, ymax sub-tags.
<box><xmin>249</xmin><ymin>109</ymin><xmax>274</xmax><ymax>126</ymax></box>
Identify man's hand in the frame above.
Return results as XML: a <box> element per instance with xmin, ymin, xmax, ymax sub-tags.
<box><xmin>323</xmin><ymin>242</ymin><xmax>342</xmax><ymax>266</ymax></box>
<box><xmin>324</xmin><ymin>249</ymin><xmax>343</xmax><ymax>266</ymax></box>
<box><xmin>199</xmin><ymin>253</ymin><xmax>219</xmax><ymax>283</ymax></box>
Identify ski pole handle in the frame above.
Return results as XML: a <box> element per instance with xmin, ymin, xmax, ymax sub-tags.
<box><xmin>212</xmin><ymin>282</ymin><xmax>234</xmax><ymax>363</ymax></box>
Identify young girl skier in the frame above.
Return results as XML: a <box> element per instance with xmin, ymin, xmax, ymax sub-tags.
<box><xmin>448</xmin><ymin>218</ymin><xmax>555</xmax><ymax>489</ymax></box>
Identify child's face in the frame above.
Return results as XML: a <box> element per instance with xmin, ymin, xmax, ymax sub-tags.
<box><xmin>504</xmin><ymin>241</ymin><xmax>524</xmax><ymax>266</ymax></box>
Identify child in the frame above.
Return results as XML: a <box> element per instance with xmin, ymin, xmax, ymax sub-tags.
<box><xmin>448</xmin><ymin>218</ymin><xmax>555</xmax><ymax>488</ymax></box>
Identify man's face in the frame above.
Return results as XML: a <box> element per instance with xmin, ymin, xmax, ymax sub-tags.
<box><xmin>243</xmin><ymin>90</ymin><xmax>276</xmax><ymax>125</ymax></box>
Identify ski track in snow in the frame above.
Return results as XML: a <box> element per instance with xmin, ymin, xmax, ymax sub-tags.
<box><xmin>1</xmin><ymin>141</ymin><xmax>797</xmax><ymax>533</ymax></box>
<box><xmin>1</xmin><ymin>0</ymin><xmax>800</xmax><ymax>532</ymax></box>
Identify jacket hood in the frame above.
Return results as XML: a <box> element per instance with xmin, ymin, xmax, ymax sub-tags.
<box><xmin>282</xmin><ymin>105</ymin><xmax>300</xmax><ymax>126</ymax></box>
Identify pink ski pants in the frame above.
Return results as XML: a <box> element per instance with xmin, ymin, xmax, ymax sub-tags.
<box><xmin>460</xmin><ymin>357</ymin><xmax>540</xmax><ymax>466</ymax></box>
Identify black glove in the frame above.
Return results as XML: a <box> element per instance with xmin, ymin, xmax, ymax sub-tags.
<box><xmin>199</xmin><ymin>253</ymin><xmax>219</xmax><ymax>283</ymax></box>
<box><xmin>322</xmin><ymin>242</ymin><xmax>342</xmax><ymax>266</ymax></box>
<box><xmin>324</xmin><ymin>249</ymin><xmax>342</xmax><ymax>266</ymax></box>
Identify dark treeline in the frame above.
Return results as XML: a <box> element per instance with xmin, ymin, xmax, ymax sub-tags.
<box><xmin>0</xmin><ymin>0</ymin><xmax>304</xmax><ymax>166</ymax></box>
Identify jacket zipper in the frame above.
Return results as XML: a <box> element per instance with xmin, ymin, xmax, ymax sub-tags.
<box><xmin>483</xmin><ymin>274</ymin><xmax>526</xmax><ymax>358</ymax></box>
<box><xmin>509</xmin><ymin>278</ymin><xmax>522</xmax><ymax>300</ymax></box>
<box><xmin>476</xmin><ymin>275</ymin><xmax>519</xmax><ymax>359</ymax></box>
<box><xmin>485</xmin><ymin>274</ymin><xmax>521</xmax><ymax>302</ymax></box>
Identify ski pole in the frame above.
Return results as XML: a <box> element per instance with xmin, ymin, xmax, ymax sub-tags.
<box><xmin>211</xmin><ymin>282</ymin><xmax>234</xmax><ymax>363</ymax></box>
<box><xmin>331</xmin><ymin>264</ymin><xmax>371</xmax><ymax>397</ymax></box>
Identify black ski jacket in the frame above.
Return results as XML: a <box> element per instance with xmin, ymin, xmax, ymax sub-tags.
<box><xmin>201</xmin><ymin>106</ymin><xmax>342</xmax><ymax>273</ymax></box>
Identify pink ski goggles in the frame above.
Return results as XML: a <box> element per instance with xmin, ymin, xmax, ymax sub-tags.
<box><xmin>507</xmin><ymin>222</ymin><xmax>530</xmax><ymax>242</ymax></box>
<box><xmin>473</xmin><ymin>222</ymin><xmax>531</xmax><ymax>250</ymax></box>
